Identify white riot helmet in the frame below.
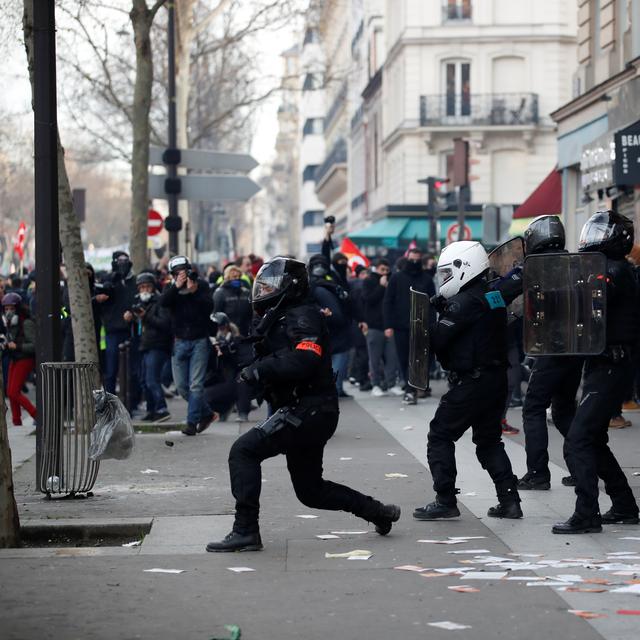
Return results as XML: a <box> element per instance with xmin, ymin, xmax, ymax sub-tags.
<box><xmin>437</xmin><ymin>241</ymin><xmax>489</xmax><ymax>299</ymax></box>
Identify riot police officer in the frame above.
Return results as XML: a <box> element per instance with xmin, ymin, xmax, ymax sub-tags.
<box><xmin>414</xmin><ymin>241</ymin><xmax>522</xmax><ymax>521</ymax></box>
<box><xmin>514</xmin><ymin>216</ymin><xmax>582</xmax><ymax>490</ymax></box>
<box><xmin>553</xmin><ymin>211</ymin><xmax>640</xmax><ymax>533</ymax></box>
<box><xmin>206</xmin><ymin>257</ymin><xmax>400</xmax><ymax>552</ymax></box>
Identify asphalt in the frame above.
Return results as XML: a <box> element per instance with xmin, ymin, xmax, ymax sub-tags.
<box><xmin>0</xmin><ymin>386</ymin><xmax>639</xmax><ymax>640</ymax></box>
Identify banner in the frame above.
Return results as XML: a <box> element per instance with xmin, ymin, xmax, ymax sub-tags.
<box><xmin>14</xmin><ymin>221</ymin><xmax>27</xmax><ymax>261</ymax></box>
<box><xmin>340</xmin><ymin>237</ymin><xmax>370</xmax><ymax>271</ymax></box>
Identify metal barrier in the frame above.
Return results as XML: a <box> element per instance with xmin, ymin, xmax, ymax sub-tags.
<box><xmin>39</xmin><ymin>362</ymin><xmax>100</xmax><ymax>496</ymax></box>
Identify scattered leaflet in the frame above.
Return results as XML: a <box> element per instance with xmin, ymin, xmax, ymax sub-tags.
<box><xmin>428</xmin><ymin>621</ymin><xmax>472</xmax><ymax>631</ymax></box>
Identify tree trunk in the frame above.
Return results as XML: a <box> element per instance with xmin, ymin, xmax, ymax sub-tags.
<box><xmin>0</xmin><ymin>368</ymin><xmax>20</xmax><ymax>548</ymax></box>
<box><xmin>23</xmin><ymin>1</ymin><xmax>99</xmax><ymax>371</ymax></box>
<box><xmin>129</xmin><ymin>0</ymin><xmax>155</xmax><ymax>273</ymax></box>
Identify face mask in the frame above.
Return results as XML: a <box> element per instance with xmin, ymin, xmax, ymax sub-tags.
<box><xmin>334</xmin><ymin>263</ymin><xmax>347</xmax><ymax>279</ymax></box>
<box><xmin>3</xmin><ymin>312</ymin><xmax>17</xmax><ymax>327</ymax></box>
<box><xmin>230</xmin><ymin>279</ymin><xmax>242</xmax><ymax>288</ymax></box>
<box><xmin>139</xmin><ymin>292</ymin><xmax>153</xmax><ymax>302</ymax></box>
<box><xmin>311</xmin><ymin>265</ymin><xmax>327</xmax><ymax>278</ymax></box>
<box><xmin>405</xmin><ymin>260</ymin><xmax>422</xmax><ymax>274</ymax></box>
<box><xmin>115</xmin><ymin>260</ymin><xmax>131</xmax><ymax>277</ymax></box>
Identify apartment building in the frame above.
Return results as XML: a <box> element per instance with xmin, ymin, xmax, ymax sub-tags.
<box><xmin>551</xmin><ymin>0</ymin><xmax>640</xmax><ymax>248</ymax></box>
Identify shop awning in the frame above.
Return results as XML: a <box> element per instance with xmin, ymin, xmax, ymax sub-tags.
<box><xmin>349</xmin><ymin>216</ymin><xmax>483</xmax><ymax>249</ymax></box>
<box><xmin>513</xmin><ymin>168</ymin><xmax>561</xmax><ymax>219</ymax></box>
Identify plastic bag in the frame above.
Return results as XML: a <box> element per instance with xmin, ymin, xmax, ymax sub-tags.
<box><xmin>88</xmin><ymin>389</ymin><xmax>135</xmax><ymax>461</ymax></box>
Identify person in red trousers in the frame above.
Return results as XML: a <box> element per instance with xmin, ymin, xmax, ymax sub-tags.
<box><xmin>2</xmin><ymin>293</ymin><xmax>36</xmax><ymax>426</ymax></box>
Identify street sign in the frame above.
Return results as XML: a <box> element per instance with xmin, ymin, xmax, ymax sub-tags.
<box><xmin>446</xmin><ymin>222</ymin><xmax>471</xmax><ymax>244</ymax></box>
<box><xmin>149</xmin><ymin>146</ymin><xmax>258</xmax><ymax>173</ymax></box>
<box><xmin>147</xmin><ymin>208</ymin><xmax>163</xmax><ymax>236</ymax></box>
<box><xmin>149</xmin><ymin>174</ymin><xmax>261</xmax><ymax>202</ymax></box>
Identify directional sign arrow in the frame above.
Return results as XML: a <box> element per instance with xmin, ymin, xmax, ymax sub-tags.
<box><xmin>149</xmin><ymin>174</ymin><xmax>261</xmax><ymax>202</ymax></box>
<box><xmin>149</xmin><ymin>146</ymin><xmax>258</xmax><ymax>173</ymax></box>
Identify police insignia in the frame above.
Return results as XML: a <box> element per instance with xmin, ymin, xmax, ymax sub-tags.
<box><xmin>485</xmin><ymin>291</ymin><xmax>506</xmax><ymax>309</ymax></box>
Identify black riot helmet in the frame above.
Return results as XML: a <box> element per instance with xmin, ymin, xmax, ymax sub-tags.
<box><xmin>524</xmin><ymin>215</ymin><xmax>565</xmax><ymax>255</ymax></box>
<box><xmin>136</xmin><ymin>272</ymin><xmax>156</xmax><ymax>287</ymax></box>
<box><xmin>252</xmin><ymin>256</ymin><xmax>309</xmax><ymax>316</ymax></box>
<box><xmin>578</xmin><ymin>210</ymin><xmax>634</xmax><ymax>259</ymax></box>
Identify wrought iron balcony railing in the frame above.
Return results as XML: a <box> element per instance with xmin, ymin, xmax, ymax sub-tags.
<box><xmin>315</xmin><ymin>138</ymin><xmax>347</xmax><ymax>185</ymax></box>
<box><xmin>419</xmin><ymin>93</ymin><xmax>539</xmax><ymax>127</ymax></box>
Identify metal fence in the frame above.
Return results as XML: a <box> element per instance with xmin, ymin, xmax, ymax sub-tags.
<box><xmin>39</xmin><ymin>362</ymin><xmax>100</xmax><ymax>496</ymax></box>
<box><xmin>419</xmin><ymin>93</ymin><xmax>539</xmax><ymax>127</ymax></box>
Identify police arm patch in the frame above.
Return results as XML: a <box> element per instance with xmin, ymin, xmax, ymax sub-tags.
<box><xmin>485</xmin><ymin>291</ymin><xmax>506</xmax><ymax>309</ymax></box>
<box><xmin>296</xmin><ymin>340</ymin><xmax>322</xmax><ymax>356</ymax></box>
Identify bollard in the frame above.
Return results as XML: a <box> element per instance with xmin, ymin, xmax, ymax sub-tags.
<box><xmin>39</xmin><ymin>362</ymin><xmax>100</xmax><ymax>496</ymax></box>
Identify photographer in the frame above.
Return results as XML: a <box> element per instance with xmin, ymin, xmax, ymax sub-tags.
<box><xmin>160</xmin><ymin>255</ymin><xmax>215</xmax><ymax>436</ymax></box>
<box><xmin>125</xmin><ymin>273</ymin><xmax>172</xmax><ymax>422</ymax></box>
<box><xmin>213</xmin><ymin>264</ymin><xmax>253</xmax><ymax>337</ymax></box>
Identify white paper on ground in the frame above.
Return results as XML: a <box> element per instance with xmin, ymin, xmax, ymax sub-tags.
<box><xmin>418</xmin><ymin>539</ymin><xmax>466</xmax><ymax>545</ymax></box>
<box><xmin>330</xmin><ymin>530</ymin><xmax>369</xmax><ymax>535</ymax></box>
<box><xmin>140</xmin><ymin>469</ymin><xmax>159</xmax><ymax>474</ymax></box>
<box><xmin>386</xmin><ymin>453</ymin><xmax>397</xmax><ymax>456</ymax></box>
<box><xmin>448</xmin><ymin>536</ymin><xmax>486</xmax><ymax>540</ymax></box>
<box><xmin>463</xmin><ymin>492</ymin><xmax>478</xmax><ymax>497</ymax></box>
<box><xmin>554</xmin><ymin>575</ymin><xmax>585</xmax><ymax>583</ymax></box>
<box><xmin>611</xmin><ymin>584</ymin><xmax>640</xmax><ymax>594</ymax></box>
<box><xmin>339</xmin><ymin>457</ymin><xmax>353</xmax><ymax>461</ymax></box>
<box><xmin>447</xmin><ymin>549</ymin><xmax>491</xmax><ymax>555</ymax></box>
<box><xmin>316</xmin><ymin>534</ymin><xmax>340</xmax><ymax>540</ymax></box>
<box><xmin>394</xmin><ymin>565</ymin><xmax>430</xmax><ymax>572</ymax></box>
<box><xmin>325</xmin><ymin>549</ymin><xmax>372</xmax><ymax>559</ymax></box>
<box><xmin>122</xmin><ymin>540</ymin><xmax>141</xmax><ymax>547</ymax></box>
<box><xmin>619</xmin><ymin>537</ymin><xmax>640</xmax><ymax>541</ymax></box>
<box><xmin>227</xmin><ymin>567</ymin><xmax>256</xmax><ymax>573</ymax></box>
<box><xmin>144</xmin><ymin>568</ymin><xmax>185</xmax><ymax>574</ymax></box>
<box><xmin>202</xmin><ymin>476</ymin><xmax>215</xmax><ymax>480</ymax></box>
<box><xmin>463</xmin><ymin>572</ymin><xmax>508</xmax><ymax>580</ymax></box>
<box><xmin>428</xmin><ymin>621</ymin><xmax>472</xmax><ymax>631</ymax></box>
<box><xmin>472</xmin><ymin>556</ymin><xmax>512</xmax><ymax>564</ymax></box>
<box><xmin>385</xmin><ymin>472</ymin><xmax>409</xmax><ymax>478</ymax></box>
<box><xmin>508</xmin><ymin>553</ymin><xmax>544</xmax><ymax>558</ymax></box>
<box><xmin>296</xmin><ymin>515</ymin><xmax>319</xmax><ymax>519</ymax></box>
<box><xmin>434</xmin><ymin>567</ymin><xmax>475</xmax><ymax>574</ymax></box>
<box><xmin>348</xmin><ymin>554</ymin><xmax>373</xmax><ymax>560</ymax></box>
<box><xmin>488</xmin><ymin>563</ymin><xmax>546</xmax><ymax>571</ymax></box>
<box><xmin>505</xmin><ymin>576</ymin><xmax>545</xmax><ymax>581</ymax></box>
<box><xmin>527</xmin><ymin>581</ymin><xmax>569</xmax><ymax>587</ymax></box>
<box><xmin>607</xmin><ymin>551</ymin><xmax>639</xmax><ymax>556</ymax></box>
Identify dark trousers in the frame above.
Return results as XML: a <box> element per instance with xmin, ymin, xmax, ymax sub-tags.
<box><xmin>427</xmin><ymin>370</ymin><xmax>516</xmax><ymax>503</ymax></box>
<box><xmin>103</xmin><ymin>330</ymin><xmax>130</xmax><ymax>394</ymax></box>
<box><xmin>522</xmin><ymin>355</ymin><xmax>583</xmax><ymax>478</ymax></box>
<box><xmin>142</xmin><ymin>349</ymin><xmax>170</xmax><ymax>414</ymax></box>
<box><xmin>565</xmin><ymin>357</ymin><xmax>638</xmax><ymax>518</ymax></box>
<box><xmin>394</xmin><ymin>329</ymin><xmax>410</xmax><ymax>389</ymax></box>
<box><xmin>228</xmin><ymin>405</ymin><xmax>381</xmax><ymax>533</ymax></box>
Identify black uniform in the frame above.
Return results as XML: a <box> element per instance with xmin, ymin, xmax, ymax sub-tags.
<box><xmin>227</xmin><ymin>301</ymin><xmax>391</xmax><ymax>535</ymax></box>
<box><xmin>426</xmin><ymin>280</ymin><xmax>518</xmax><ymax>506</ymax></box>
<box><xmin>564</xmin><ymin>259</ymin><xmax>639</xmax><ymax>520</ymax></box>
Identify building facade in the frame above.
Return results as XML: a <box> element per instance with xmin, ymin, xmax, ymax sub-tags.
<box><xmin>552</xmin><ymin>0</ymin><xmax>640</xmax><ymax>249</ymax></box>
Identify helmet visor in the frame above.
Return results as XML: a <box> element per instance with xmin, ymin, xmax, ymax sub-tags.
<box><xmin>579</xmin><ymin>219</ymin><xmax>612</xmax><ymax>251</ymax></box>
<box><xmin>253</xmin><ymin>260</ymin><xmax>286</xmax><ymax>302</ymax></box>
<box><xmin>437</xmin><ymin>266</ymin><xmax>453</xmax><ymax>289</ymax></box>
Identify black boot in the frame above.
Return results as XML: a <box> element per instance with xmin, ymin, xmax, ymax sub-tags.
<box><xmin>413</xmin><ymin>498</ymin><xmax>460</xmax><ymax>520</ymax></box>
<box><xmin>561</xmin><ymin>475</ymin><xmax>577</xmax><ymax>487</ymax></box>
<box><xmin>182</xmin><ymin>423</ymin><xmax>197</xmax><ymax>436</ymax></box>
<box><xmin>371</xmin><ymin>504</ymin><xmax>401</xmax><ymax>535</ymax></box>
<box><xmin>552</xmin><ymin>513</ymin><xmax>602</xmax><ymax>534</ymax></box>
<box><xmin>601</xmin><ymin>507</ymin><xmax>640</xmax><ymax>525</ymax></box>
<box><xmin>517</xmin><ymin>471</ymin><xmax>550</xmax><ymax>491</ymax></box>
<box><xmin>489</xmin><ymin>479</ymin><xmax>523</xmax><ymax>519</ymax></box>
<box><xmin>206</xmin><ymin>530</ymin><xmax>263</xmax><ymax>552</ymax></box>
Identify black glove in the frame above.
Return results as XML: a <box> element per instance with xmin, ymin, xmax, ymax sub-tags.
<box><xmin>430</xmin><ymin>294</ymin><xmax>447</xmax><ymax>313</ymax></box>
<box><xmin>239</xmin><ymin>364</ymin><xmax>260</xmax><ymax>387</ymax></box>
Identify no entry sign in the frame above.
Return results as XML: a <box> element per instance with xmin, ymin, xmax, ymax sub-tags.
<box><xmin>147</xmin><ymin>209</ymin><xmax>163</xmax><ymax>237</ymax></box>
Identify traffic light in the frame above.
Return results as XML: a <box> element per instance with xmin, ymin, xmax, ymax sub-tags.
<box><xmin>426</xmin><ymin>176</ymin><xmax>450</xmax><ymax>213</ymax></box>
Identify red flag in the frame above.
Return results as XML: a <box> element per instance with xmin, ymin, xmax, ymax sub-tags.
<box><xmin>404</xmin><ymin>236</ymin><xmax>418</xmax><ymax>257</ymax></box>
<box><xmin>340</xmin><ymin>237</ymin><xmax>370</xmax><ymax>272</ymax></box>
<box><xmin>14</xmin><ymin>221</ymin><xmax>27</xmax><ymax>260</ymax></box>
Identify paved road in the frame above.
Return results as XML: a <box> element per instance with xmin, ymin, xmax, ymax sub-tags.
<box><xmin>1</xmin><ymin>385</ymin><xmax>639</xmax><ymax>639</ymax></box>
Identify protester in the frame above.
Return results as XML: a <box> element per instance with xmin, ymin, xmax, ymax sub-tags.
<box><xmin>125</xmin><ymin>272</ymin><xmax>173</xmax><ymax>422</ymax></box>
<box><xmin>383</xmin><ymin>247</ymin><xmax>435</xmax><ymax>404</ymax></box>
<box><xmin>2</xmin><ymin>292</ymin><xmax>36</xmax><ymax>426</ymax></box>
<box><xmin>160</xmin><ymin>255</ymin><xmax>215</xmax><ymax>436</ymax></box>
<box><xmin>348</xmin><ymin>264</ymin><xmax>372</xmax><ymax>391</ymax></box>
<box><xmin>213</xmin><ymin>263</ymin><xmax>253</xmax><ymax>337</ymax></box>
<box><xmin>362</xmin><ymin>259</ymin><xmax>402</xmax><ymax>397</ymax></box>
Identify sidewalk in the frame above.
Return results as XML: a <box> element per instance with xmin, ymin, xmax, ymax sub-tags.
<box><xmin>1</xmin><ymin>388</ymin><xmax>639</xmax><ymax>639</ymax></box>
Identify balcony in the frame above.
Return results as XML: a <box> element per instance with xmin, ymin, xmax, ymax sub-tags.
<box><xmin>419</xmin><ymin>93</ymin><xmax>539</xmax><ymax>128</ymax></box>
<box><xmin>315</xmin><ymin>138</ymin><xmax>348</xmax><ymax>205</ymax></box>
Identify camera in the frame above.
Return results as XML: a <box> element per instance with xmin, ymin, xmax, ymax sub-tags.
<box><xmin>131</xmin><ymin>303</ymin><xmax>146</xmax><ymax>314</ymax></box>
<box><xmin>324</xmin><ymin>215</ymin><xmax>336</xmax><ymax>224</ymax></box>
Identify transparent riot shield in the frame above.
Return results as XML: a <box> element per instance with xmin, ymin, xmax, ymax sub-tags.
<box><xmin>408</xmin><ymin>288</ymin><xmax>430</xmax><ymax>390</ymax></box>
<box><xmin>488</xmin><ymin>236</ymin><xmax>525</xmax><ymax>321</ymax></box>
<box><xmin>523</xmin><ymin>252</ymin><xmax>607</xmax><ymax>356</ymax></box>
<box><xmin>488</xmin><ymin>237</ymin><xmax>525</xmax><ymax>280</ymax></box>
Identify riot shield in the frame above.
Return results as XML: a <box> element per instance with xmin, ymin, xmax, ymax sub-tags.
<box><xmin>488</xmin><ymin>236</ymin><xmax>525</xmax><ymax>280</ymax></box>
<box><xmin>408</xmin><ymin>288</ymin><xmax>430</xmax><ymax>390</ymax></box>
<box><xmin>523</xmin><ymin>252</ymin><xmax>607</xmax><ymax>356</ymax></box>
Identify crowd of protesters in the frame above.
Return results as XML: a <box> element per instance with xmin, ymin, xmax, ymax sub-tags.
<box><xmin>3</xmin><ymin>226</ymin><xmax>640</xmax><ymax>437</ymax></box>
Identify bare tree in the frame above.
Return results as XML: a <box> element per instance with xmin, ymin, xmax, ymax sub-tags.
<box><xmin>23</xmin><ymin>0</ymin><xmax>99</xmax><ymax>367</ymax></box>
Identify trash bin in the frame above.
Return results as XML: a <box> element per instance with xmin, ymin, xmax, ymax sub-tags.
<box><xmin>39</xmin><ymin>362</ymin><xmax>100</xmax><ymax>497</ymax></box>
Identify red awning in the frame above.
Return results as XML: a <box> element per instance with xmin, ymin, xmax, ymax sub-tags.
<box><xmin>513</xmin><ymin>168</ymin><xmax>562</xmax><ymax>219</ymax></box>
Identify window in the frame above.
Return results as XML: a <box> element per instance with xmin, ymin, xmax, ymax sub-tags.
<box><xmin>303</xmin><ymin>73</ymin><xmax>322</xmax><ymax>91</ymax></box>
<box><xmin>304</xmin><ymin>28</ymin><xmax>319</xmax><ymax>45</ymax></box>
<box><xmin>303</xmin><ymin>118</ymin><xmax>324</xmax><ymax>136</ymax></box>
<box><xmin>445</xmin><ymin>0</ymin><xmax>472</xmax><ymax>21</ymax></box>
<box><xmin>444</xmin><ymin>61</ymin><xmax>471</xmax><ymax>118</ymax></box>
<box><xmin>306</xmin><ymin>243</ymin><xmax>322</xmax><ymax>254</ymax></box>
<box><xmin>302</xmin><ymin>165</ymin><xmax>319</xmax><ymax>182</ymax></box>
<box><xmin>302</xmin><ymin>210</ymin><xmax>324</xmax><ymax>227</ymax></box>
